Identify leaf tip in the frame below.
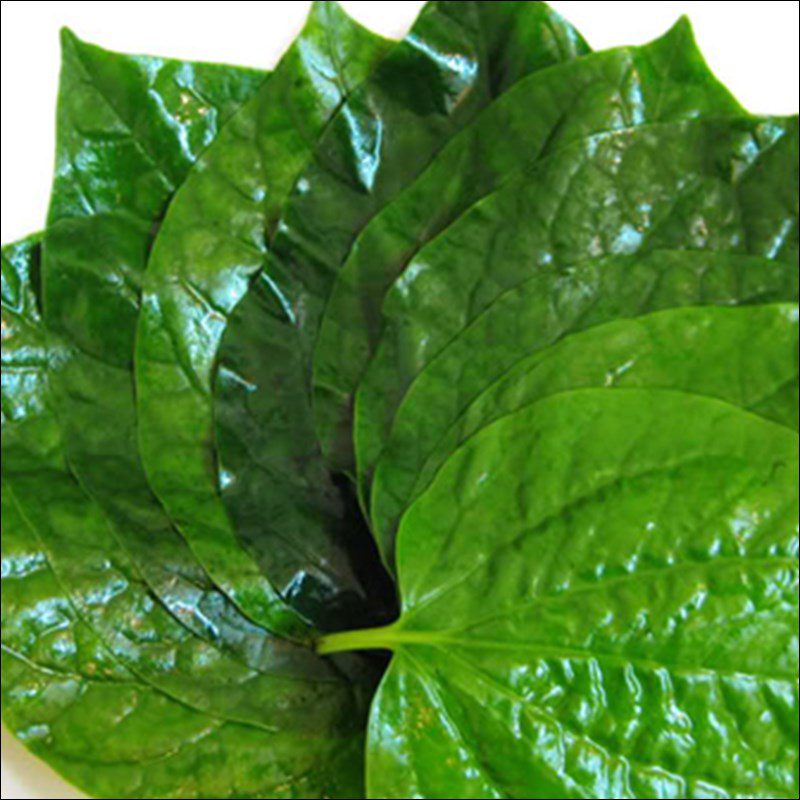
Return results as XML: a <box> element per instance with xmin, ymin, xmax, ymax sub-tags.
<box><xmin>669</xmin><ymin>14</ymin><xmax>697</xmax><ymax>46</ymax></box>
<box><xmin>59</xmin><ymin>26</ymin><xmax>80</xmax><ymax>51</ymax></box>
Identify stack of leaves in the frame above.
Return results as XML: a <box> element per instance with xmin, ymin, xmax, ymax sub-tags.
<box><xmin>2</xmin><ymin>3</ymin><xmax>798</xmax><ymax>798</ymax></box>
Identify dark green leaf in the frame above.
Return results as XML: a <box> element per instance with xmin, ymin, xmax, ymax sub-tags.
<box><xmin>135</xmin><ymin>1</ymin><xmax>392</xmax><ymax>634</ymax></box>
<box><xmin>43</xmin><ymin>29</ymin><xmax>266</xmax><ymax>364</ymax></box>
<box><xmin>38</xmin><ymin>26</ymin><xmax>316</xmax><ymax>649</ymax></box>
<box><xmin>2</xmin><ymin>236</ymin><xmax>371</xmax><ymax>799</ymax></box>
<box><xmin>3</xmin><ymin>5</ymin><xmax>797</xmax><ymax>797</ymax></box>
<box><xmin>312</xmin><ymin>18</ymin><xmax>744</xmax><ymax>476</ymax></box>
<box><xmin>210</xmin><ymin>0</ymin><xmax>589</xmax><ymax>632</ymax></box>
<box><xmin>358</xmin><ymin>116</ymin><xmax>800</xmax><ymax>564</ymax></box>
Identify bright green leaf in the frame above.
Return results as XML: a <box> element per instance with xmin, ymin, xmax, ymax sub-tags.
<box><xmin>324</xmin><ymin>389</ymin><xmax>799</xmax><ymax>799</ymax></box>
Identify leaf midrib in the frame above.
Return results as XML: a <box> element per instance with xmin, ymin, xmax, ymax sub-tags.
<box><xmin>68</xmin><ymin>36</ymin><xmax>177</xmax><ymax>195</ymax></box>
<box><xmin>384</xmin><ymin>630</ymin><xmax>797</xmax><ymax>684</ymax></box>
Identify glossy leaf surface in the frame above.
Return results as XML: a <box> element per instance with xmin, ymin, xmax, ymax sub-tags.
<box><xmin>312</xmin><ymin>18</ymin><xmax>744</xmax><ymax>475</ymax></box>
<box><xmin>406</xmin><ymin>302</ymin><xmax>799</xmax><ymax>512</ymax></box>
<box><xmin>3</xmin><ymin>4</ymin><xmax>798</xmax><ymax>797</ymax></box>
<box><xmin>43</xmin><ymin>29</ymin><xmax>266</xmax><ymax>364</ymax></box>
<box><xmin>211</xmin><ymin>0</ymin><xmax>588</xmax><ymax>631</ymax></box>
<box><xmin>1</xmin><ymin>482</ymin><xmax>367</xmax><ymax>800</ymax></box>
<box><xmin>359</xmin><ymin>115</ymin><xmax>800</xmax><ymax>562</ymax></box>
<box><xmin>136</xmin><ymin>1</ymin><xmax>392</xmax><ymax>634</ymax></box>
<box><xmin>370</xmin><ymin>252</ymin><xmax>800</xmax><ymax>559</ymax></box>
<box><xmin>325</xmin><ymin>389</ymin><xmax>799</xmax><ymax>799</ymax></box>
<box><xmin>2</xmin><ymin>237</ymin><xmax>371</xmax><ymax>798</ymax></box>
<box><xmin>36</xmin><ymin>26</ymin><xmax>319</xmax><ymax>647</ymax></box>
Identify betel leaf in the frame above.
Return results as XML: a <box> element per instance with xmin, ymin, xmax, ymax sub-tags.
<box><xmin>369</xmin><ymin>252</ymin><xmax>800</xmax><ymax>559</ymax></box>
<box><xmin>1</xmin><ymin>487</ymin><xmax>365</xmax><ymax>800</ymax></box>
<box><xmin>209</xmin><ymin>0</ymin><xmax>588</xmax><ymax>631</ymax></box>
<box><xmin>312</xmin><ymin>18</ymin><xmax>744</xmax><ymax>476</ymax></box>
<box><xmin>267</xmin><ymin>0</ymin><xmax>590</xmax><ymax>308</ymax></box>
<box><xmin>321</xmin><ymin>388</ymin><xmax>800</xmax><ymax>799</ymax></box>
<box><xmin>2</xmin><ymin>4</ymin><xmax>798</xmax><ymax>798</ymax></box>
<box><xmin>43</xmin><ymin>28</ymin><xmax>266</xmax><ymax>363</ymax></box>
<box><xmin>135</xmin><ymin>1</ymin><xmax>392</xmax><ymax>635</ymax></box>
<box><xmin>406</xmin><ymin>302</ymin><xmax>799</xmax><ymax>511</ymax></box>
<box><xmin>212</xmin><ymin>286</ymin><xmax>398</xmax><ymax>633</ymax></box>
<box><xmin>2</xmin><ymin>236</ymin><xmax>371</xmax><ymax>799</ymax></box>
<box><xmin>37</xmin><ymin>27</ymin><xmax>316</xmax><ymax>654</ymax></box>
<box><xmin>358</xmin><ymin>115</ymin><xmax>800</xmax><ymax>562</ymax></box>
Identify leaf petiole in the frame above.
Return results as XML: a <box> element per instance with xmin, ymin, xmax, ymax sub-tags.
<box><xmin>317</xmin><ymin>624</ymin><xmax>404</xmax><ymax>655</ymax></box>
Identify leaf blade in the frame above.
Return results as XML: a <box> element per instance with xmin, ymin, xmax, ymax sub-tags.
<box><xmin>363</xmin><ymin>389</ymin><xmax>799</xmax><ymax>799</ymax></box>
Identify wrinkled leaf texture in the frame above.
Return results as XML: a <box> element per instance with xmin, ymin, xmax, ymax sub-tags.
<box><xmin>2</xmin><ymin>237</ymin><xmax>370</xmax><ymax>799</ymax></box>
<box><xmin>362</xmin><ymin>115</ymin><xmax>799</xmax><ymax>566</ymax></box>
<box><xmin>311</xmin><ymin>17</ymin><xmax>742</xmax><ymax>477</ymax></box>
<box><xmin>138</xmin><ymin>0</ymin><xmax>588</xmax><ymax>635</ymax></box>
<box><xmin>135</xmin><ymin>0</ymin><xmax>395</xmax><ymax>635</ymax></box>
<box><xmin>46</xmin><ymin>3</ymin><xmax>391</xmax><ymax>645</ymax></box>
<box><xmin>324</xmin><ymin>385</ymin><xmax>799</xmax><ymax>798</ymax></box>
<box><xmin>1</xmin><ymin>3</ymin><xmax>798</xmax><ymax>799</ymax></box>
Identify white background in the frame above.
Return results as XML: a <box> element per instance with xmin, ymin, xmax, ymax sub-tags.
<box><xmin>1</xmin><ymin>1</ymin><xmax>797</xmax><ymax>798</ymax></box>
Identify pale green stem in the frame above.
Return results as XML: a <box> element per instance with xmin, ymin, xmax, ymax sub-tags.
<box><xmin>316</xmin><ymin>624</ymin><xmax>400</xmax><ymax>655</ymax></box>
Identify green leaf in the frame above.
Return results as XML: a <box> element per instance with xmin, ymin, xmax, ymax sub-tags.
<box><xmin>43</xmin><ymin>28</ymin><xmax>267</xmax><ymax>363</ymax></box>
<box><xmin>323</xmin><ymin>388</ymin><xmax>799</xmax><ymax>799</ymax></box>
<box><xmin>37</xmin><ymin>26</ymin><xmax>318</xmax><ymax>650</ymax></box>
<box><xmin>357</xmin><ymin>115</ymin><xmax>800</xmax><ymax>564</ymax></box>
<box><xmin>370</xmin><ymin>254</ymin><xmax>800</xmax><ymax>560</ymax></box>
<box><xmin>312</xmin><ymin>18</ymin><xmax>745</xmax><ymax>476</ymax></box>
<box><xmin>268</xmin><ymin>1</ymin><xmax>590</xmax><ymax>305</ymax></box>
<box><xmin>213</xmin><ymin>283</ymin><xmax>398</xmax><ymax>632</ymax></box>
<box><xmin>1</xmin><ymin>484</ymin><xmax>367</xmax><ymax>800</ymax></box>
<box><xmin>2</xmin><ymin>236</ymin><xmax>371</xmax><ymax>799</ymax></box>
<box><xmin>4</xmin><ymin>5</ymin><xmax>797</xmax><ymax>797</ymax></box>
<box><xmin>135</xmin><ymin>1</ymin><xmax>392</xmax><ymax>635</ymax></box>
<box><xmin>209</xmin><ymin>0</ymin><xmax>589</xmax><ymax>633</ymax></box>
<box><xmin>405</xmin><ymin>302</ymin><xmax>799</xmax><ymax>511</ymax></box>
